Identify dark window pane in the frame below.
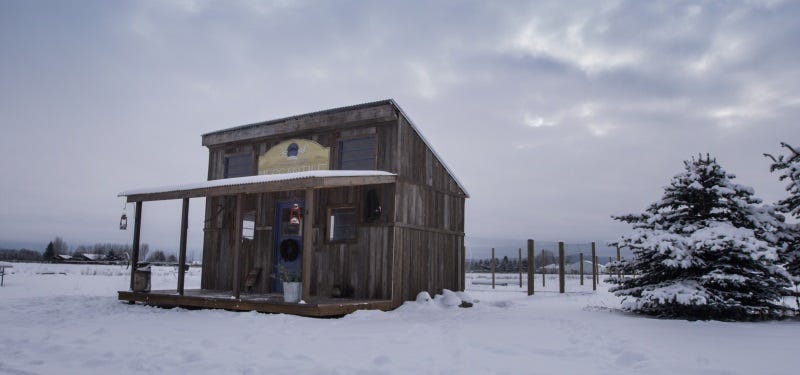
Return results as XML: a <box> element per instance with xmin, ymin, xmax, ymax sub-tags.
<box><xmin>338</xmin><ymin>137</ymin><xmax>375</xmax><ymax>170</ymax></box>
<box><xmin>225</xmin><ymin>153</ymin><xmax>252</xmax><ymax>178</ymax></box>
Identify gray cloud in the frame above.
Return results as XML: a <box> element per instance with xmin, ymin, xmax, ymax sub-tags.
<box><xmin>1</xmin><ymin>0</ymin><xmax>799</xmax><ymax>254</ymax></box>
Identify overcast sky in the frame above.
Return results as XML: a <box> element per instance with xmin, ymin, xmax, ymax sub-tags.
<box><xmin>1</xmin><ymin>0</ymin><xmax>799</xmax><ymax>256</ymax></box>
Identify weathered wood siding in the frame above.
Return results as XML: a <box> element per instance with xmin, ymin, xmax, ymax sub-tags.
<box><xmin>201</xmin><ymin>102</ymin><xmax>467</xmax><ymax>307</ymax></box>
<box><xmin>311</xmin><ymin>184</ymin><xmax>394</xmax><ymax>300</ymax></box>
<box><xmin>202</xmin><ymin>184</ymin><xmax>395</xmax><ymax>300</ymax></box>
<box><xmin>202</xmin><ymin>120</ymin><xmax>398</xmax><ymax>295</ymax></box>
<box><xmin>390</xmin><ymin>115</ymin><xmax>466</xmax><ymax>306</ymax></box>
<box><xmin>393</xmin><ymin>227</ymin><xmax>464</xmax><ymax>303</ymax></box>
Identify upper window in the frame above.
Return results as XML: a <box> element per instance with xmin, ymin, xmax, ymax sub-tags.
<box><xmin>224</xmin><ymin>153</ymin><xmax>252</xmax><ymax>178</ymax></box>
<box><xmin>337</xmin><ymin>136</ymin><xmax>376</xmax><ymax>170</ymax></box>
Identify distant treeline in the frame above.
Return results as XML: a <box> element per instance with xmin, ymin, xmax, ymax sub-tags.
<box><xmin>0</xmin><ymin>248</ymin><xmax>43</xmax><ymax>261</ymax></box>
<box><xmin>2</xmin><ymin>236</ymin><xmax>179</xmax><ymax>264</ymax></box>
<box><xmin>467</xmin><ymin>250</ymin><xmax>606</xmax><ymax>273</ymax></box>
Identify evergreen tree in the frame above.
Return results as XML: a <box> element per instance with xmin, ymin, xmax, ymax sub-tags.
<box><xmin>52</xmin><ymin>237</ymin><xmax>68</xmax><ymax>255</ymax></box>
<box><xmin>610</xmin><ymin>155</ymin><xmax>791</xmax><ymax>320</ymax></box>
<box><xmin>765</xmin><ymin>142</ymin><xmax>800</xmax><ymax>307</ymax></box>
<box><xmin>147</xmin><ymin>250</ymin><xmax>167</xmax><ymax>263</ymax></box>
<box><xmin>43</xmin><ymin>242</ymin><xmax>55</xmax><ymax>260</ymax></box>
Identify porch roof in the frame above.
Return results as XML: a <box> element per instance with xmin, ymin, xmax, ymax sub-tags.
<box><xmin>118</xmin><ymin>170</ymin><xmax>396</xmax><ymax>202</ymax></box>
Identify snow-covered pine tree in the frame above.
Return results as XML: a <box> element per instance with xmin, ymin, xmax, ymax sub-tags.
<box><xmin>765</xmin><ymin>143</ymin><xmax>800</xmax><ymax>307</ymax></box>
<box><xmin>609</xmin><ymin>154</ymin><xmax>792</xmax><ymax>320</ymax></box>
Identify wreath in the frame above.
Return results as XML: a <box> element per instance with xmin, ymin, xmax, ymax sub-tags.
<box><xmin>279</xmin><ymin>239</ymin><xmax>300</xmax><ymax>262</ymax></box>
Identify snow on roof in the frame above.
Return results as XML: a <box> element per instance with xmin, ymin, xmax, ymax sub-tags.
<box><xmin>119</xmin><ymin>170</ymin><xmax>396</xmax><ymax>197</ymax></box>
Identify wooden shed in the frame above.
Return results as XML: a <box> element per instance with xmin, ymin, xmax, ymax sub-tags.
<box><xmin>118</xmin><ymin>99</ymin><xmax>468</xmax><ymax>316</ymax></box>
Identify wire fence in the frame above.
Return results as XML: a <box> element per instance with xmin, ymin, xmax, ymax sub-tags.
<box><xmin>465</xmin><ymin>240</ymin><xmax>628</xmax><ymax>294</ymax></box>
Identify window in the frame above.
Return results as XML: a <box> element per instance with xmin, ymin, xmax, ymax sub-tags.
<box><xmin>337</xmin><ymin>136</ymin><xmax>376</xmax><ymax>170</ymax></box>
<box><xmin>224</xmin><ymin>153</ymin><xmax>252</xmax><ymax>178</ymax></box>
<box><xmin>328</xmin><ymin>207</ymin><xmax>356</xmax><ymax>242</ymax></box>
<box><xmin>242</xmin><ymin>213</ymin><xmax>255</xmax><ymax>241</ymax></box>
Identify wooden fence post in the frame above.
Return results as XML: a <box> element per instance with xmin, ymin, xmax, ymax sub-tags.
<box><xmin>527</xmin><ymin>239</ymin><xmax>534</xmax><ymax>296</ymax></box>
<box><xmin>591</xmin><ymin>242</ymin><xmax>596</xmax><ymax>291</ymax></box>
<box><xmin>558</xmin><ymin>241</ymin><xmax>565</xmax><ymax>294</ymax></box>
<box><xmin>616</xmin><ymin>245</ymin><xmax>622</xmax><ymax>278</ymax></box>
<box><xmin>541</xmin><ymin>249</ymin><xmax>546</xmax><ymax>287</ymax></box>
<box><xmin>595</xmin><ymin>255</ymin><xmax>599</xmax><ymax>285</ymax></box>
<box><xmin>518</xmin><ymin>248</ymin><xmax>522</xmax><ymax>288</ymax></box>
<box><xmin>491</xmin><ymin>247</ymin><xmax>495</xmax><ymax>289</ymax></box>
<box><xmin>579</xmin><ymin>252</ymin><xmax>584</xmax><ymax>286</ymax></box>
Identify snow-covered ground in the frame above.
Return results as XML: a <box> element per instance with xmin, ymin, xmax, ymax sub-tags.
<box><xmin>0</xmin><ymin>263</ymin><xmax>796</xmax><ymax>374</ymax></box>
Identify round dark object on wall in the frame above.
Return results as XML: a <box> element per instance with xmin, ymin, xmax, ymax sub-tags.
<box><xmin>279</xmin><ymin>239</ymin><xmax>300</xmax><ymax>262</ymax></box>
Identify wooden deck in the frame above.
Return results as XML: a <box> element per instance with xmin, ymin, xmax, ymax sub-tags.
<box><xmin>118</xmin><ymin>289</ymin><xmax>394</xmax><ymax>317</ymax></box>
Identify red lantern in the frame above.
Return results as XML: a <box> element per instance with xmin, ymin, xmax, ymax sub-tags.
<box><xmin>289</xmin><ymin>204</ymin><xmax>302</xmax><ymax>226</ymax></box>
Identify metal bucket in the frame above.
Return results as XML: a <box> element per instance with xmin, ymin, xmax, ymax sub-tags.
<box><xmin>133</xmin><ymin>265</ymin><xmax>151</xmax><ymax>292</ymax></box>
<box><xmin>282</xmin><ymin>282</ymin><xmax>301</xmax><ymax>303</ymax></box>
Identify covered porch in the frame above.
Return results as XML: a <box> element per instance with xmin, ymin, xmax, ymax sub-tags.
<box><xmin>118</xmin><ymin>170</ymin><xmax>397</xmax><ymax>317</ymax></box>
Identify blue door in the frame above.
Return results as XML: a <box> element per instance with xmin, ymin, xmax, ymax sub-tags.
<box><xmin>273</xmin><ymin>200</ymin><xmax>303</xmax><ymax>293</ymax></box>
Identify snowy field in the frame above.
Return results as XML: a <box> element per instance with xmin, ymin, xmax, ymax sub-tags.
<box><xmin>0</xmin><ymin>263</ymin><xmax>796</xmax><ymax>374</ymax></box>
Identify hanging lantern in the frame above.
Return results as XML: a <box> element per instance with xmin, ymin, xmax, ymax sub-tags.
<box><xmin>287</xmin><ymin>203</ymin><xmax>302</xmax><ymax>234</ymax></box>
<box><xmin>120</xmin><ymin>213</ymin><xmax>128</xmax><ymax>230</ymax></box>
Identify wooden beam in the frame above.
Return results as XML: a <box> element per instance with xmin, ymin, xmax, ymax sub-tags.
<box><xmin>232</xmin><ymin>194</ymin><xmax>243</xmax><ymax>299</ymax></box>
<box><xmin>129</xmin><ymin>201</ymin><xmax>142</xmax><ymax>291</ymax></box>
<box><xmin>302</xmin><ymin>188</ymin><xmax>314</xmax><ymax>301</ymax></box>
<box><xmin>177</xmin><ymin>198</ymin><xmax>189</xmax><ymax>295</ymax></box>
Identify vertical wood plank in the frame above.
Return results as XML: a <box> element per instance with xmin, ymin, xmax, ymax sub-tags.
<box><xmin>579</xmin><ymin>252</ymin><xmax>584</xmax><ymax>286</ymax></box>
<box><xmin>177</xmin><ymin>198</ymin><xmax>189</xmax><ymax>295</ymax></box>
<box><xmin>461</xmin><ymin>242</ymin><xmax>466</xmax><ymax>291</ymax></box>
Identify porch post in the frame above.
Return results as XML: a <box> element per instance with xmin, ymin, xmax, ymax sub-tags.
<box><xmin>302</xmin><ymin>188</ymin><xmax>314</xmax><ymax>301</ymax></box>
<box><xmin>177</xmin><ymin>197</ymin><xmax>189</xmax><ymax>295</ymax></box>
<box><xmin>129</xmin><ymin>201</ymin><xmax>143</xmax><ymax>291</ymax></box>
<box><xmin>232</xmin><ymin>194</ymin><xmax>243</xmax><ymax>299</ymax></box>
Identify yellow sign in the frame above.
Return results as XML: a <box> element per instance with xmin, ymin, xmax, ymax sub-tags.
<box><xmin>258</xmin><ymin>139</ymin><xmax>330</xmax><ymax>175</ymax></box>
